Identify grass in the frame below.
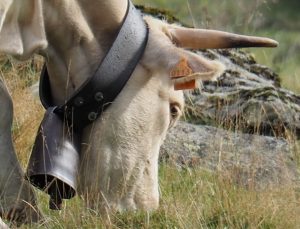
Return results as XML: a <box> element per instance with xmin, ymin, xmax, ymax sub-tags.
<box><xmin>249</xmin><ymin>29</ymin><xmax>300</xmax><ymax>94</ymax></box>
<box><xmin>15</xmin><ymin>165</ymin><xmax>300</xmax><ymax>228</ymax></box>
<box><xmin>0</xmin><ymin>55</ymin><xmax>44</xmax><ymax>166</ymax></box>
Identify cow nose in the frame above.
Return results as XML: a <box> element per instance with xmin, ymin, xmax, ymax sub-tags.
<box><xmin>133</xmin><ymin>182</ymin><xmax>159</xmax><ymax>210</ymax></box>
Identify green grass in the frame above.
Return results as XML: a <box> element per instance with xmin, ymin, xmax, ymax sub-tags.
<box><xmin>16</xmin><ymin>164</ymin><xmax>300</xmax><ymax>228</ymax></box>
<box><xmin>249</xmin><ymin>30</ymin><xmax>300</xmax><ymax>94</ymax></box>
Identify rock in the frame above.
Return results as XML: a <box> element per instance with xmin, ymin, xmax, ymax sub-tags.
<box><xmin>160</xmin><ymin>121</ymin><xmax>299</xmax><ymax>188</ymax></box>
<box><xmin>184</xmin><ymin>49</ymin><xmax>300</xmax><ymax>139</ymax></box>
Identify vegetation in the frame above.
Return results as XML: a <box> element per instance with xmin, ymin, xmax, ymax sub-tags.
<box><xmin>1</xmin><ymin>0</ymin><xmax>299</xmax><ymax>228</ymax></box>
<box><xmin>19</xmin><ymin>164</ymin><xmax>300</xmax><ymax>228</ymax></box>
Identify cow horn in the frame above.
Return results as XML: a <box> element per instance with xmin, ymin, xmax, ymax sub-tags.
<box><xmin>169</xmin><ymin>28</ymin><xmax>278</xmax><ymax>49</ymax></box>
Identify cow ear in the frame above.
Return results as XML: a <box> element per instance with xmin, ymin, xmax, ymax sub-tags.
<box><xmin>0</xmin><ymin>0</ymin><xmax>47</xmax><ymax>58</ymax></box>
<box><xmin>169</xmin><ymin>51</ymin><xmax>225</xmax><ymax>90</ymax></box>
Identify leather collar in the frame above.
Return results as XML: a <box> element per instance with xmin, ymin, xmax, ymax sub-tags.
<box><xmin>39</xmin><ymin>0</ymin><xmax>149</xmax><ymax>130</ymax></box>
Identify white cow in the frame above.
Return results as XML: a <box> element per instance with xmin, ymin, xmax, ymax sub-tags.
<box><xmin>0</xmin><ymin>0</ymin><xmax>277</xmax><ymax>226</ymax></box>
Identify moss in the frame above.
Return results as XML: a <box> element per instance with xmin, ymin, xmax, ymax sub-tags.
<box><xmin>136</xmin><ymin>5</ymin><xmax>182</xmax><ymax>25</ymax></box>
<box><xmin>218</xmin><ymin>49</ymin><xmax>256</xmax><ymax>65</ymax></box>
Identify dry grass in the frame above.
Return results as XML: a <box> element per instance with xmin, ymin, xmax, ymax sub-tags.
<box><xmin>0</xmin><ymin>55</ymin><xmax>44</xmax><ymax>166</ymax></box>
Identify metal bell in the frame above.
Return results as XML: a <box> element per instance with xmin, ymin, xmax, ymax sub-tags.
<box><xmin>26</xmin><ymin>107</ymin><xmax>80</xmax><ymax>210</ymax></box>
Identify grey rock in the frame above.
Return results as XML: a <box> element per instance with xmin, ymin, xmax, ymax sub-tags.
<box><xmin>184</xmin><ymin>49</ymin><xmax>300</xmax><ymax>139</ymax></box>
<box><xmin>160</xmin><ymin>121</ymin><xmax>299</xmax><ymax>188</ymax></box>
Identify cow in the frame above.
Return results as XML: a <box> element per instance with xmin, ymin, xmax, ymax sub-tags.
<box><xmin>0</xmin><ymin>0</ymin><xmax>277</xmax><ymax>226</ymax></box>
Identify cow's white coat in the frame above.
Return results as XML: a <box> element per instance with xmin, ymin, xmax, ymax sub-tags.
<box><xmin>0</xmin><ymin>0</ymin><xmax>224</xmax><ymax>224</ymax></box>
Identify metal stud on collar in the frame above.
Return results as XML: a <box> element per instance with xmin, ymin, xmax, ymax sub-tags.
<box><xmin>94</xmin><ymin>92</ymin><xmax>104</xmax><ymax>101</ymax></box>
<box><xmin>88</xmin><ymin>112</ymin><xmax>97</xmax><ymax>121</ymax></box>
<box><xmin>74</xmin><ymin>97</ymin><xmax>84</xmax><ymax>107</ymax></box>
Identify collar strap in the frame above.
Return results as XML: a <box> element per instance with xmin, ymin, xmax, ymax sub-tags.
<box><xmin>40</xmin><ymin>0</ymin><xmax>148</xmax><ymax>130</ymax></box>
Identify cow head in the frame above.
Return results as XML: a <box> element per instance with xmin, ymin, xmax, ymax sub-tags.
<box><xmin>78</xmin><ymin>16</ymin><xmax>277</xmax><ymax>212</ymax></box>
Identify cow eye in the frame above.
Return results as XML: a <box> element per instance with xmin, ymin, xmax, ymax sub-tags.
<box><xmin>169</xmin><ymin>102</ymin><xmax>182</xmax><ymax>127</ymax></box>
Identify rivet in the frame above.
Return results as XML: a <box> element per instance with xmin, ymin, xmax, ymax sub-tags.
<box><xmin>94</xmin><ymin>92</ymin><xmax>104</xmax><ymax>102</ymax></box>
<box><xmin>74</xmin><ymin>97</ymin><xmax>84</xmax><ymax>107</ymax></box>
<box><xmin>88</xmin><ymin>112</ymin><xmax>97</xmax><ymax>121</ymax></box>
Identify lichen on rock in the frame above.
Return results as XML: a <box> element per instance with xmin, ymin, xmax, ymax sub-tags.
<box><xmin>185</xmin><ymin>49</ymin><xmax>300</xmax><ymax>139</ymax></box>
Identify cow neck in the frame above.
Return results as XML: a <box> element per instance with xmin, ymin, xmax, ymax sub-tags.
<box><xmin>39</xmin><ymin>0</ymin><xmax>149</xmax><ymax>131</ymax></box>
